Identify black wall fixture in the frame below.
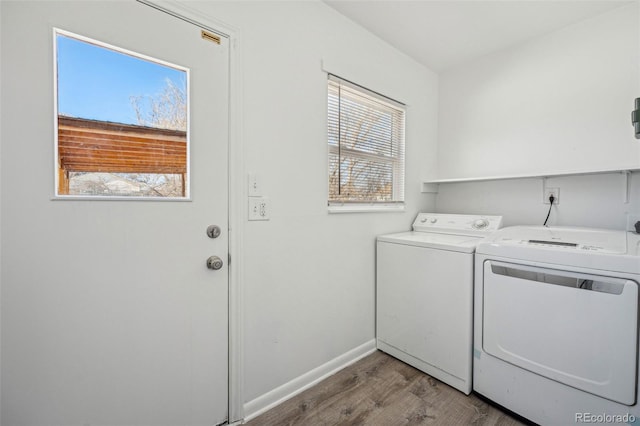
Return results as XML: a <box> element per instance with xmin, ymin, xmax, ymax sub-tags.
<box><xmin>633</xmin><ymin>98</ymin><xmax>640</xmax><ymax>139</ymax></box>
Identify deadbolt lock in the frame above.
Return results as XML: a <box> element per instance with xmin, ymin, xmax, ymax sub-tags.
<box><xmin>206</xmin><ymin>225</ymin><xmax>221</xmax><ymax>239</ymax></box>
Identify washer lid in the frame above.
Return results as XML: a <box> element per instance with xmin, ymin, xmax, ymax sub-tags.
<box><xmin>377</xmin><ymin>231</ymin><xmax>483</xmax><ymax>253</ymax></box>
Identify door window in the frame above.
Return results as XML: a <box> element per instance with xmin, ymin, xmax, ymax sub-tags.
<box><xmin>55</xmin><ymin>30</ymin><xmax>190</xmax><ymax>198</ymax></box>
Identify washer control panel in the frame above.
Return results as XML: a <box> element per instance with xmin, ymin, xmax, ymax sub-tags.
<box><xmin>413</xmin><ymin>213</ymin><xmax>503</xmax><ymax>235</ymax></box>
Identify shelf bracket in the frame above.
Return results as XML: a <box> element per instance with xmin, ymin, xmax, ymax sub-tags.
<box><xmin>622</xmin><ymin>170</ymin><xmax>631</xmax><ymax>204</ymax></box>
<box><xmin>421</xmin><ymin>182</ymin><xmax>439</xmax><ymax>194</ymax></box>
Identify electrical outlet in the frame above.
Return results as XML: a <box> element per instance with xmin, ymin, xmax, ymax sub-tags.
<box><xmin>543</xmin><ymin>187</ymin><xmax>560</xmax><ymax>205</ymax></box>
<box><xmin>248</xmin><ymin>173</ymin><xmax>261</xmax><ymax>197</ymax></box>
<box><xmin>248</xmin><ymin>197</ymin><xmax>270</xmax><ymax>221</ymax></box>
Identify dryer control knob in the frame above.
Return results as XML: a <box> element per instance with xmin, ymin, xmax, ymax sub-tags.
<box><xmin>430</xmin><ymin>218</ymin><xmax>438</xmax><ymax>223</ymax></box>
<box><xmin>473</xmin><ymin>219</ymin><xmax>489</xmax><ymax>229</ymax></box>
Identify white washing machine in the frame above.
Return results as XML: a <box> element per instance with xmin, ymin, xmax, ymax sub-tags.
<box><xmin>474</xmin><ymin>226</ymin><xmax>640</xmax><ymax>425</ymax></box>
<box><xmin>376</xmin><ymin>213</ymin><xmax>503</xmax><ymax>394</ymax></box>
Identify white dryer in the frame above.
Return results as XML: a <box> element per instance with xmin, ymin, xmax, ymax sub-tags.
<box><xmin>376</xmin><ymin>213</ymin><xmax>503</xmax><ymax>394</ymax></box>
<box><xmin>474</xmin><ymin>226</ymin><xmax>640</xmax><ymax>425</ymax></box>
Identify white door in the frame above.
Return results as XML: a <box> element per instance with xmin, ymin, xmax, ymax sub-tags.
<box><xmin>1</xmin><ymin>2</ymin><xmax>229</xmax><ymax>425</ymax></box>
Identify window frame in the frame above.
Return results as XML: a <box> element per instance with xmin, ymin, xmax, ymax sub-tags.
<box><xmin>327</xmin><ymin>74</ymin><xmax>406</xmax><ymax>213</ymax></box>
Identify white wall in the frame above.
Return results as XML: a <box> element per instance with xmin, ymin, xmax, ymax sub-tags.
<box><xmin>185</xmin><ymin>0</ymin><xmax>438</xmax><ymax>414</ymax></box>
<box><xmin>435</xmin><ymin>3</ymin><xmax>640</xmax><ymax>231</ymax></box>
<box><xmin>435</xmin><ymin>172</ymin><xmax>640</xmax><ymax>230</ymax></box>
<box><xmin>437</xmin><ymin>3</ymin><xmax>640</xmax><ymax>180</ymax></box>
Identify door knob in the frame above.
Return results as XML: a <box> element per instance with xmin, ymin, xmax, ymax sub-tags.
<box><xmin>206</xmin><ymin>256</ymin><xmax>223</xmax><ymax>270</ymax></box>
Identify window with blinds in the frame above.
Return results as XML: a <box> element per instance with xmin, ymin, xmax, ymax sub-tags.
<box><xmin>327</xmin><ymin>75</ymin><xmax>405</xmax><ymax>206</ymax></box>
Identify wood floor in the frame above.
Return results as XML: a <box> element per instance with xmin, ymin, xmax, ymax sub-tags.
<box><xmin>244</xmin><ymin>350</ymin><xmax>526</xmax><ymax>426</ymax></box>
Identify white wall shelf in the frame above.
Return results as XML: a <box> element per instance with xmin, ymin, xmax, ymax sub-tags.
<box><xmin>423</xmin><ymin>167</ymin><xmax>639</xmax><ymax>186</ymax></box>
<box><xmin>423</xmin><ymin>168</ymin><xmax>639</xmax><ymax>204</ymax></box>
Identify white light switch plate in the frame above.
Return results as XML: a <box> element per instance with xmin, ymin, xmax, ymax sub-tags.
<box><xmin>248</xmin><ymin>173</ymin><xmax>261</xmax><ymax>197</ymax></box>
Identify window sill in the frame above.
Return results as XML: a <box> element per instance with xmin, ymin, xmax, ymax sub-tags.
<box><xmin>52</xmin><ymin>195</ymin><xmax>192</xmax><ymax>201</ymax></box>
<box><xmin>328</xmin><ymin>203</ymin><xmax>405</xmax><ymax>214</ymax></box>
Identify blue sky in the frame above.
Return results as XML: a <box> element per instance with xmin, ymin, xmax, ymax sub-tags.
<box><xmin>56</xmin><ymin>33</ymin><xmax>186</xmax><ymax>125</ymax></box>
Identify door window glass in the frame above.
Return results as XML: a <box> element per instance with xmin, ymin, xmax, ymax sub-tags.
<box><xmin>55</xmin><ymin>30</ymin><xmax>189</xmax><ymax>198</ymax></box>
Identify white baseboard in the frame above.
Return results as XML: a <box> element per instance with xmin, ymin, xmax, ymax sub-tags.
<box><xmin>242</xmin><ymin>339</ymin><xmax>377</xmax><ymax>422</ymax></box>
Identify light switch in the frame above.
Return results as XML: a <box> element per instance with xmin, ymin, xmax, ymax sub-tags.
<box><xmin>248</xmin><ymin>173</ymin><xmax>261</xmax><ymax>197</ymax></box>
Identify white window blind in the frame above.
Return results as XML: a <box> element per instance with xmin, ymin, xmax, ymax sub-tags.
<box><xmin>327</xmin><ymin>74</ymin><xmax>405</xmax><ymax>205</ymax></box>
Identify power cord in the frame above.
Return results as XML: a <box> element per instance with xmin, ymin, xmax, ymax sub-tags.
<box><xmin>543</xmin><ymin>194</ymin><xmax>555</xmax><ymax>226</ymax></box>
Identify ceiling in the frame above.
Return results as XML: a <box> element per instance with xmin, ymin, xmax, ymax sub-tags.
<box><xmin>324</xmin><ymin>0</ymin><xmax>632</xmax><ymax>72</ymax></box>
